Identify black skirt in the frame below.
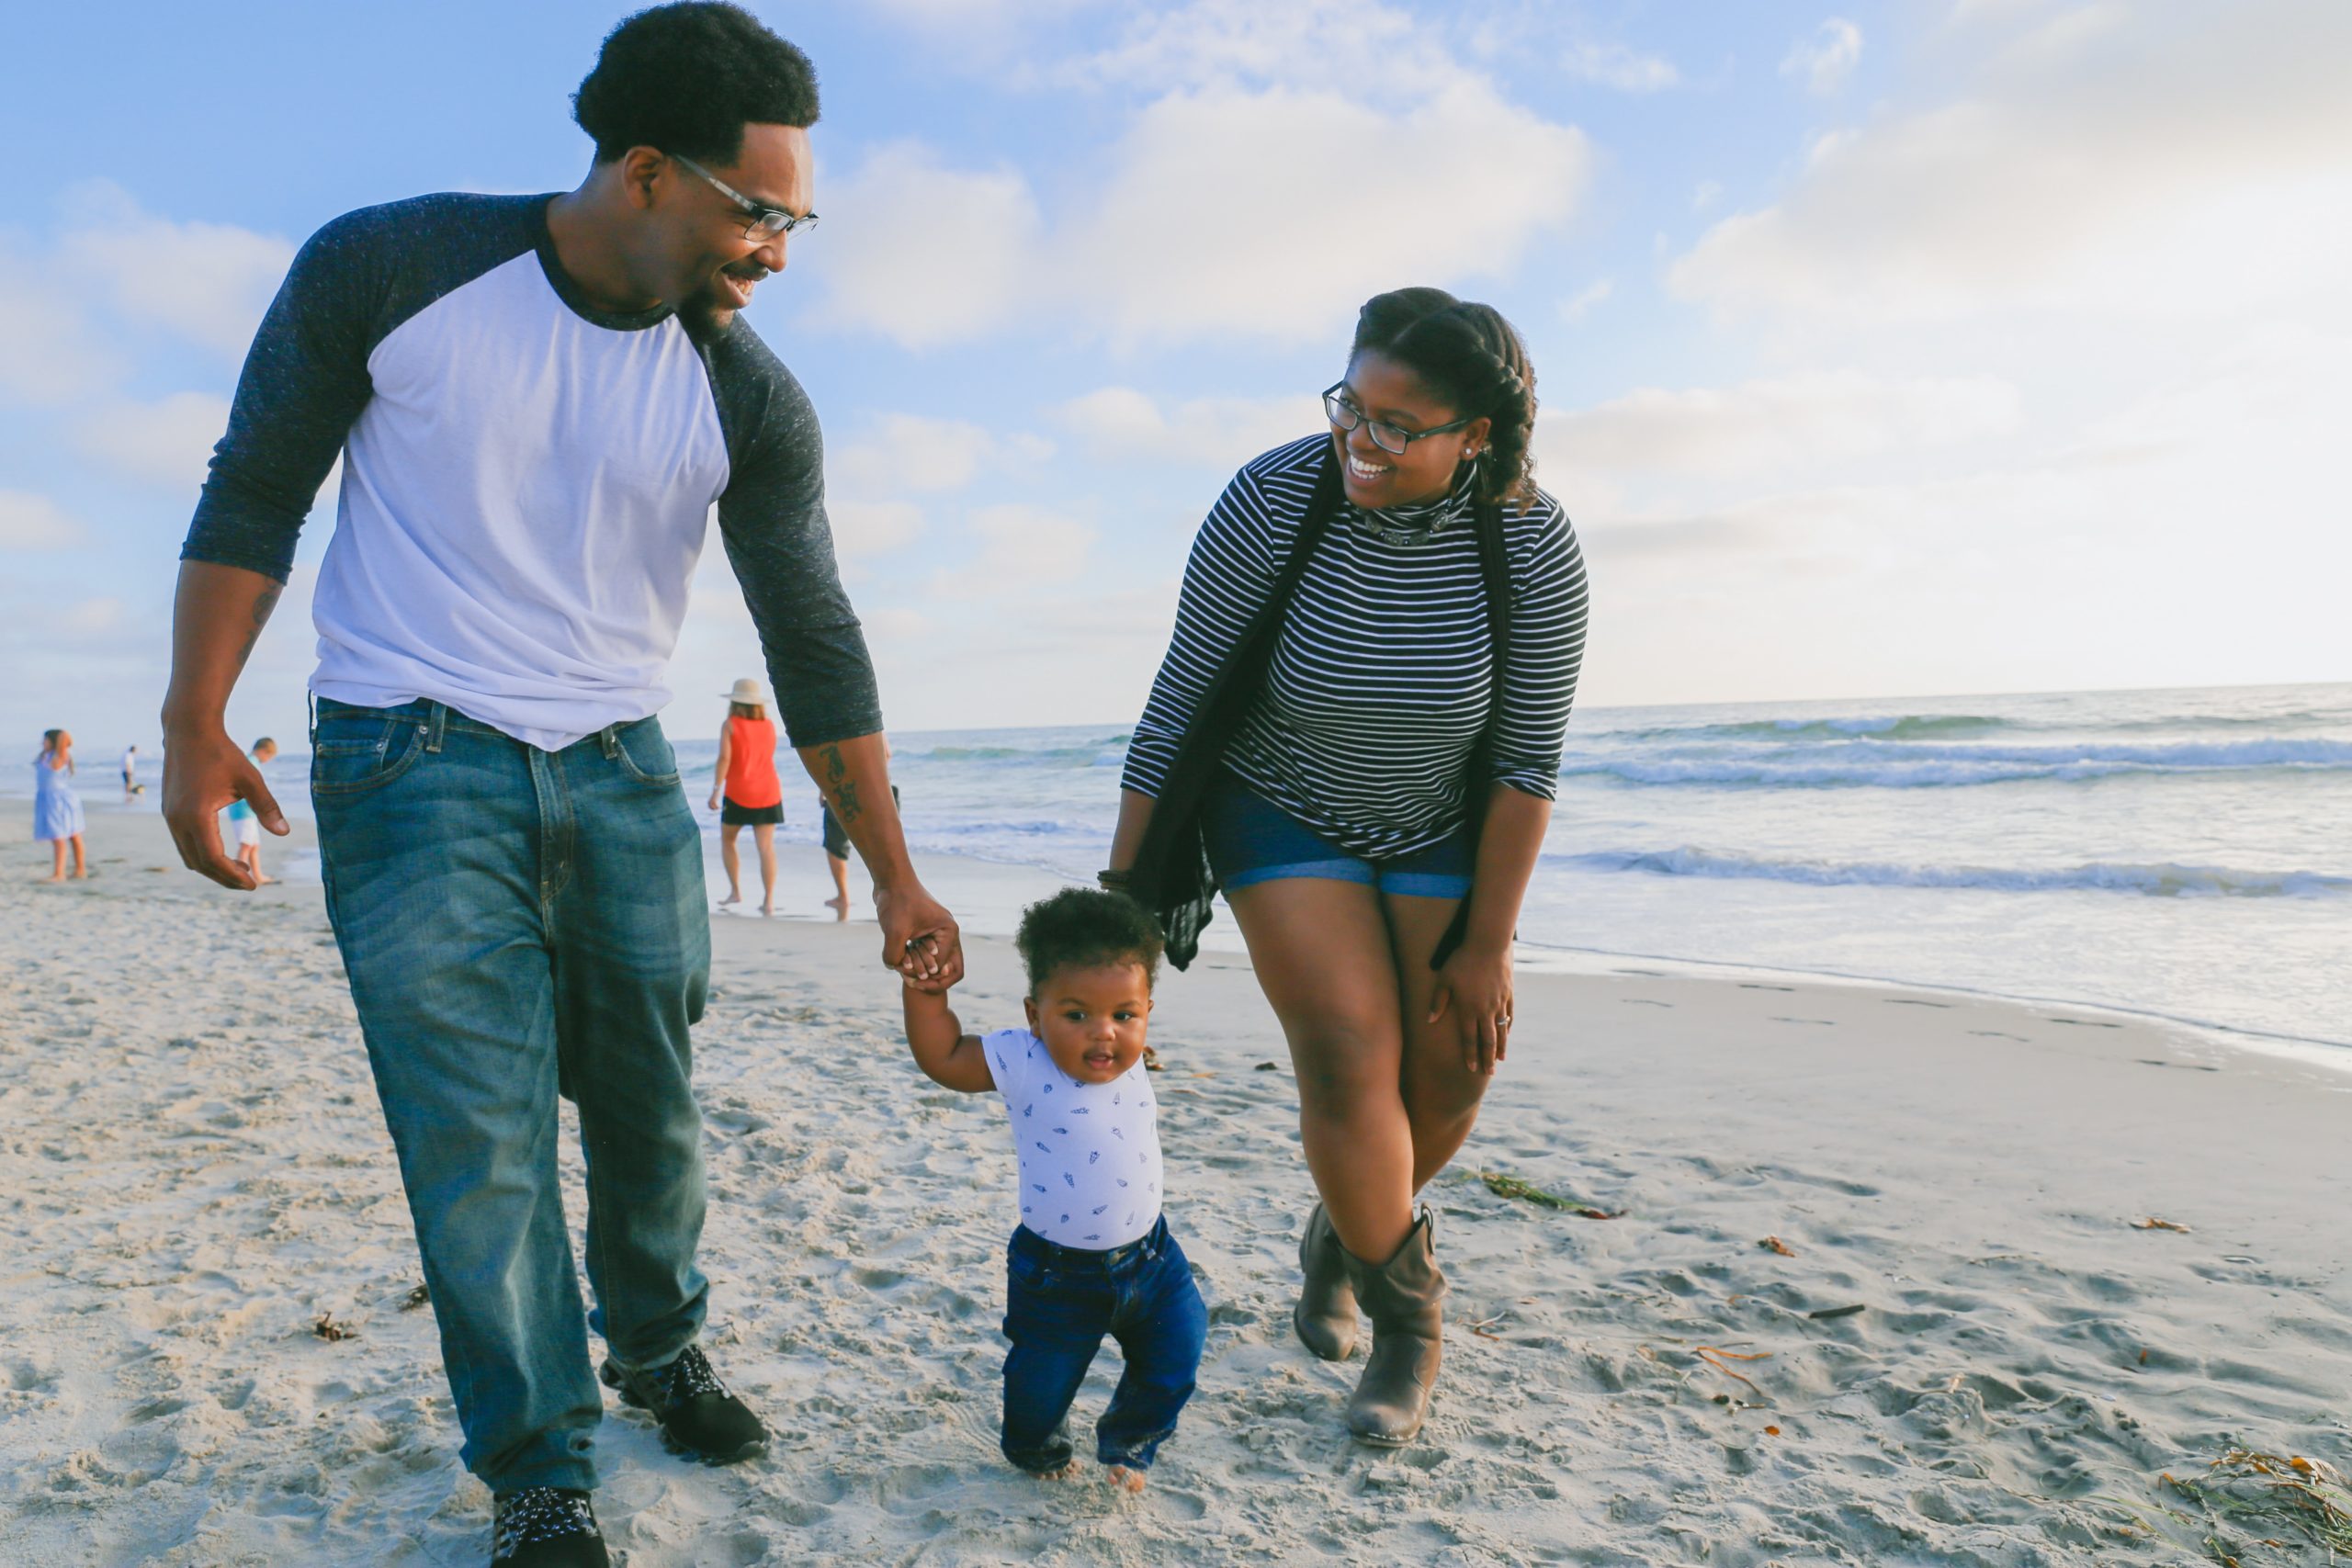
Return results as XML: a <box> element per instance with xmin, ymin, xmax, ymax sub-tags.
<box><xmin>720</xmin><ymin>797</ymin><xmax>783</xmax><ymax>826</ymax></box>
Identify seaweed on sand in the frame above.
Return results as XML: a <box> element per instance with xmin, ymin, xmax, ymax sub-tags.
<box><xmin>1476</xmin><ymin>1170</ymin><xmax>1623</xmax><ymax>1219</ymax></box>
<box><xmin>2105</xmin><ymin>1450</ymin><xmax>2352</xmax><ymax>1565</ymax></box>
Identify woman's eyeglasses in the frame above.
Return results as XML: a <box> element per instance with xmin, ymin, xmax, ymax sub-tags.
<box><xmin>1322</xmin><ymin>382</ymin><xmax>1475</xmax><ymax>456</ymax></box>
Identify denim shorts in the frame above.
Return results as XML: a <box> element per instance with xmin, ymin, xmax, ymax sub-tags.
<box><xmin>1200</xmin><ymin>772</ymin><xmax>1472</xmax><ymax>899</ymax></box>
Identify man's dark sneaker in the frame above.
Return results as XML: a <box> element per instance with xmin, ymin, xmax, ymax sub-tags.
<box><xmin>599</xmin><ymin>1345</ymin><xmax>769</xmax><ymax>1463</ymax></box>
<box><xmin>491</xmin><ymin>1487</ymin><xmax>608</xmax><ymax>1567</ymax></box>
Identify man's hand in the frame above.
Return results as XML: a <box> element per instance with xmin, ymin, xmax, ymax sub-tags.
<box><xmin>875</xmin><ymin>879</ymin><xmax>963</xmax><ymax>989</ymax></box>
<box><xmin>164</xmin><ymin>725</ymin><xmax>288</xmax><ymax>889</ymax></box>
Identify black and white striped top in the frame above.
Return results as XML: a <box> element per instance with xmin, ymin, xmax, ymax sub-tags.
<box><xmin>1123</xmin><ymin>434</ymin><xmax>1589</xmax><ymax>859</ymax></box>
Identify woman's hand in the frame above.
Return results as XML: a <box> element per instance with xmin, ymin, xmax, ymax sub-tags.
<box><xmin>1428</xmin><ymin>938</ymin><xmax>1515</xmax><ymax>1077</ymax></box>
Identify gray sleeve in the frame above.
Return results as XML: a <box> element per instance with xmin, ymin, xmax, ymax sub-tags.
<box><xmin>180</xmin><ymin>193</ymin><xmax>545</xmax><ymax>583</ymax></box>
<box><xmin>179</xmin><ymin>212</ymin><xmax>382</xmax><ymax>581</ymax></box>
<box><xmin>700</xmin><ymin>324</ymin><xmax>884</xmax><ymax>749</ymax></box>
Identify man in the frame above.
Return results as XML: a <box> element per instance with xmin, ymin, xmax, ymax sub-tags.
<box><xmin>120</xmin><ymin>742</ymin><xmax>140</xmax><ymax>798</ymax></box>
<box><xmin>160</xmin><ymin>7</ymin><xmax>960</xmax><ymax>1563</ymax></box>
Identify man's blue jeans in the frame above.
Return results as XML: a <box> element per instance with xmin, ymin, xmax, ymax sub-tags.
<box><xmin>1001</xmin><ymin>1215</ymin><xmax>1208</xmax><ymax>1473</ymax></box>
<box><xmin>311</xmin><ymin>697</ymin><xmax>711</xmax><ymax>1495</ymax></box>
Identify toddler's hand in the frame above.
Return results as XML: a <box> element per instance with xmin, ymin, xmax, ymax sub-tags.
<box><xmin>901</xmin><ymin>967</ymin><xmax>956</xmax><ymax>997</ymax></box>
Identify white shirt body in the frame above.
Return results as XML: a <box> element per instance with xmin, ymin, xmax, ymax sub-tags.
<box><xmin>983</xmin><ymin>1027</ymin><xmax>1163</xmax><ymax>1250</ymax></box>
<box><xmin>311</xmin><ymin>252</ymin><xmax>731</xmax><ymax>750</ymax></box>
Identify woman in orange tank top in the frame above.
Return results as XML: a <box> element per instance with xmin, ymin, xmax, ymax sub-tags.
<box><xmin>709</xmin><ymin>678</ymin><xmax>785</xmax><ymax>915</ymax></box>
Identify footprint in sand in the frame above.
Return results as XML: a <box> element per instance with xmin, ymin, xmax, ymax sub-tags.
<box><xmin>1738</xmin><ymin>983</ymin><xmax>1795</xmax><ymax>992</ymax></box>
<box><xmin>1883</xmin><ymin>998</ymin><xmax>1953</xmax><ymax>1009</ymax></box>
<box><xmin>1622</xmin><ymin>998</ymin><xmax>1673</xmax><ymax>1009</ymax></box>
<box><xmin>2046</xmin><ymin>1017</ymin><xmax>2122</xmax><ymax>1029</ymax></box>
<box><xmin>1969</xmin><ymin>1030</ymin><xmax>2026</xmax><ymax>1041</ymax></box>
<box><xmin>1770</xmin><ymin>1017</ymin><xmax>1836</xmax><ymax>1027</ymax></box>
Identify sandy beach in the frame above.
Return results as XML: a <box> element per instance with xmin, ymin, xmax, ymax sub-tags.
<box><xmin>5</xmin><ymin>809</ymin><xmax>2348</xmax><ymax>1566</ymax></box>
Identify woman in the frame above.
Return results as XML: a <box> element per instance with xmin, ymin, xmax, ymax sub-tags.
<box><xmin>34</xmin><ymin>728</ymin><xmax>89</xmax><ymax>882</ymax></box>
<box><xmin>1109</xmin><ymin>288</ymin><xmax>1589</xmax><ymax>1446</ymax></box>
<box><xmin>708</xmin><ymin>678</ymin><xmax>784</xmax><ymax>915</ymax></box>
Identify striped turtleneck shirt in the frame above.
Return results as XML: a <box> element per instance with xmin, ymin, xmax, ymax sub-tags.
<box><xmin>1122</xmin><ymin>434</ymin><xmax>1589</xmax><ymax>859</ymax></box>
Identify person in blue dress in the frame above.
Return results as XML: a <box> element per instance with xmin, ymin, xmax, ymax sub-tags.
<box><xmin>33</xmin><ymin>728</ymin><xmax>87</xmax><ymax>882</ymax></box>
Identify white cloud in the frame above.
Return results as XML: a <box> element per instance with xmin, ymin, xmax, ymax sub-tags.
<box><xmin>929</xmin><ymin>503</ymin><xmax>1095</xmax><ymax>599</ymax></box>
<box><xmin>1781</xmin><ymin>18</ymin><xmax>1863</xmax><ymax>96</ymax></box>
<box><xmin>0</xmin><ymin>243</ymin><xmax>117</xmax><ymax>406</ymax></box>
<box><xmin>74</xmin><ymin>391</ymin><xmax>230</xmax><ymax>491</ymax></box>
<box><xmin>831</xmin><ymin>413</ymin><xmax>1051</xmax><ymax>495</ymax></box>
<box><xmin>808</xmin><ymin>1</ymin><xmax>1592</xmax><ymax>350</ymax></box>
<box><xmin>1068</xmin><ymin>82</ymin><xmax>1589</xmax><ymax>346</ymax></box>
<box><xmin>1673</xmin><ymin>3</ymin><xmax>2352</xmax><ymax>323</ymax></box>
<box><xmin>56</xmin><ymin>182</ymin><xmax>292</xmax><ymax>357</ymax></box>
<box><xmin>804</xmin><ymin>143</ymin><xmax>1043</xmax><ymax>349</ymax></box>
<box><xmin>1562</xmin><ymin>42</ymin><xmax>1679</xmax><ymax>93</ymax></box>
<box><xmin>1059</xmin><ymin>0</ymin><xmax>1453</xmax><ymax>98</ymax></box>
<box><xmin>1054</xmin><ymin>387</ymin><xmax>1319</xmax><ymax>464</ymax></box>
<box><xmin>1541</xmin><ymin>370</ymin><xmax>2020</xmax><ymax>480</ymax></box>
<box><xmin>1691</xmin><ymin>180</ymin><xmax>1724</xmax><ymax>212</ymax></box>
<box><xmin>1559</xmin><ymin>277</ymin><xmax>1614</xmax><ymax>324</ymax></box>
<box><xmin>829</xmin><ymin>499</ymin><xmax>928</xmax><ymax>559</ymax></box>
<box><xmin>0</xmin><ymin>491</ymin><xmax>84</xmax><ymax>549</ymax></box>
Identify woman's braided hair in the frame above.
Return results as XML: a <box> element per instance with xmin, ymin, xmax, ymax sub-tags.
<box><xmin>1351</xmin><ymin>287</ymin><xmax>1538</xmax><ymax>506</ymax></box>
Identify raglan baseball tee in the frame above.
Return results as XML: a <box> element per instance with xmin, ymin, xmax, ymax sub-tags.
<box><xmin>181</xmin><ymin>192</ymin><xmax>878</xmax><ymax>750</ymax></box>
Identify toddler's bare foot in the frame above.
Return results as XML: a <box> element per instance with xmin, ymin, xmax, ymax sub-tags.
<box><xmin>254</xmin><ymin>874</ymin><xmax>277</xmax><ymax>886</ymax></box>
<box><xmin>1105</xmin><ymin>1464</ymin><xmax>1147</xmax><ymax>1494</ymax></box>
<box><xmin>1031</xmin><ymin>1460</ymin><xmax>1080</xmax><ymax>1482</ymax></box>
<box><xmin>822</xmin><ymin>895</ymin><xmax>848</xmax><ymax>911</ymax></box>
<box><xmin>718</xmin><ymin>891</ymin><xmax>741</xmax><ymax>906</ymax></box>
<box><xmin>759</xmin><ymin>901</ymin><xmax>774</xmax><ymax>917</ymax></box>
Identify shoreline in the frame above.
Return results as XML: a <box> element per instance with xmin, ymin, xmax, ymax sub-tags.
<box><xmin>5</xmin><ymin>813</ymin><xmax>2350</xmax><ymax>1563</ymax></box>
<box><xmin>13</xmin><ymin>802</ymin><xmax>2352</xmax><ymax>1073</ymax></box>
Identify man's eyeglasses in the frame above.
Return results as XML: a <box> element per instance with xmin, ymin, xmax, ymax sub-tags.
<box><xmin>671</xmin><ymin>153</ymin><xmax>820</xmax><ymax>242</ymax></box>
<box><xmin>1323</xmin><ymin>382</ymin><xmax>1476</xmax><ymax>457</ymax></box>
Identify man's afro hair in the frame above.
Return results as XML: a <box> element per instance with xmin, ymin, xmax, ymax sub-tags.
<box><xmin>572</xmin><ymin>2</ymin><xmax>820</xmax><ymax>165</ymax></box>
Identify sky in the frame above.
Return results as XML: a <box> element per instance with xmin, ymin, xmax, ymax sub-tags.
<box><xmin>2</xmin><ymin>0</ymin><xmax>2347</xmax><ymax>750</ymax></box>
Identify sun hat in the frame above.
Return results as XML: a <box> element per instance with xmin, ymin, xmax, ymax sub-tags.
<box><xmin>723</xmin><ymin>677</ymin><xmax>766</xmax><ymax>705</ymax></box>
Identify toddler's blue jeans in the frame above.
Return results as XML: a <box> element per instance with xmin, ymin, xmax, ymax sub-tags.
<box><xmin>311</xmin><ymin>697</ymin><xmax>711</xmax><ymax>1495</ymax></box>
<box><xmin>1001</xmin><ymin>1214</ymin><xmax>1208</xmax><ymax>1472</ymax></box>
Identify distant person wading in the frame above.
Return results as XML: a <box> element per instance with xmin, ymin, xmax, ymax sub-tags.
<box><xmin>708</xmin><ymin>677</ymin><xmax>784</xmax><ymax>915</ymax></box>
<box><xmin>1111</xmin><ymin>288</ymin><xmax>1589</xmax><ymax>1449</ymax></box>
<box><xmin>33</xmin><ymin>728</ymin><xmax>87</xmax><ymax>883</ymax></box>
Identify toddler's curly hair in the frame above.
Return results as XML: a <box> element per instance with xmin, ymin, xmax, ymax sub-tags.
<box><xmin>1015</xmin><ymin>888</ymin><xmax>1164</xmax><ymax>995</ymax></box>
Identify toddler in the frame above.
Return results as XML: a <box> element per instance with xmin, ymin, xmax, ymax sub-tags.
<box><xmin>902</xmin><ymin>887</ymin><xmax>1207</xmax><ymax>1492</ymax></box>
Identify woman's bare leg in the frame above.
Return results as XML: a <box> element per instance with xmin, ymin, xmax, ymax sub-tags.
<box><xmin>718</xmin><ymin>824</ymin><xmax>742</xmax><ymax>904</ymax></box>
<box><xmin>753</xmin><ymin>823</ymin><xmax>777</xmax><ymax>915</ymax></box>
<box><xmin>825</xmin><ymin>852</ymin><xmax>850</xmax><ymax>913</ymax></box>
<box><xmin>1384</xmin><ymin>893</ymin><xmax>1494</xmax><ymax>1191</ymax></box>
<box><xmin>1227</xmin><ymin>878</ymin><xmax>1414</xmax><ymax>1263</ymax></box>
<box><xmin>49</xmin><ymin>840</ymin><xmax>65</xmax><ymax>881</ymax></box>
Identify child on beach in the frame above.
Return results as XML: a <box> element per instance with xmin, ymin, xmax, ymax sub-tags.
<box><xmin>901</xmin><ymin>888</ymin><xmax>1207</xmax><ymax>1492</ymax></box>
<box><xmin>224</xmin><ymin>738</ymin><xmax>277</xmax><ymax>885</ymax></box>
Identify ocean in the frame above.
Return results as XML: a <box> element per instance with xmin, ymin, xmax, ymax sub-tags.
<box><xmin>25</xmin><ymin>682</ymin><xmax>2348</xmax><ymax>1052</ymax></box>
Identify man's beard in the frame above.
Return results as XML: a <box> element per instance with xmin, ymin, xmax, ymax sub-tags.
<box><xmin>679</xmin><ymin>284</ymin><xmax>737</xmax><ymax>337</ymax></box>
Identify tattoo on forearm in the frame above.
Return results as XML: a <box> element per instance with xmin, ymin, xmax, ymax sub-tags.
<box><xmin>236</xmin><ymin>583</ymin><xmax>282</xmax><ymax>669</ymax></box>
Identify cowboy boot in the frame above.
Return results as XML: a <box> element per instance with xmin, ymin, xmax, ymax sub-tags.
<box><xmin>1294</xmin><ymin>1201</ymin><xmax>1359</xmax><ymax>1360</ymax></box>
<box><xmin>1340</xmin><ymin>1208</ymin><xmax>1446</xmax><ymax>1446</ymax></box>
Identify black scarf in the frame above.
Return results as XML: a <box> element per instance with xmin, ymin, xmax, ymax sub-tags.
<box><xmin>1128</xmin><ymin>443</ymin><xmax>1514</xmax><ymax>970</ymax></box>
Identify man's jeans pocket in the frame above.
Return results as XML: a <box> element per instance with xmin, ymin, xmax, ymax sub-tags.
<box><xmin>311</xmin><ymin>712</ymin><xmax>429</xmax><ymax>796</ymax></box>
